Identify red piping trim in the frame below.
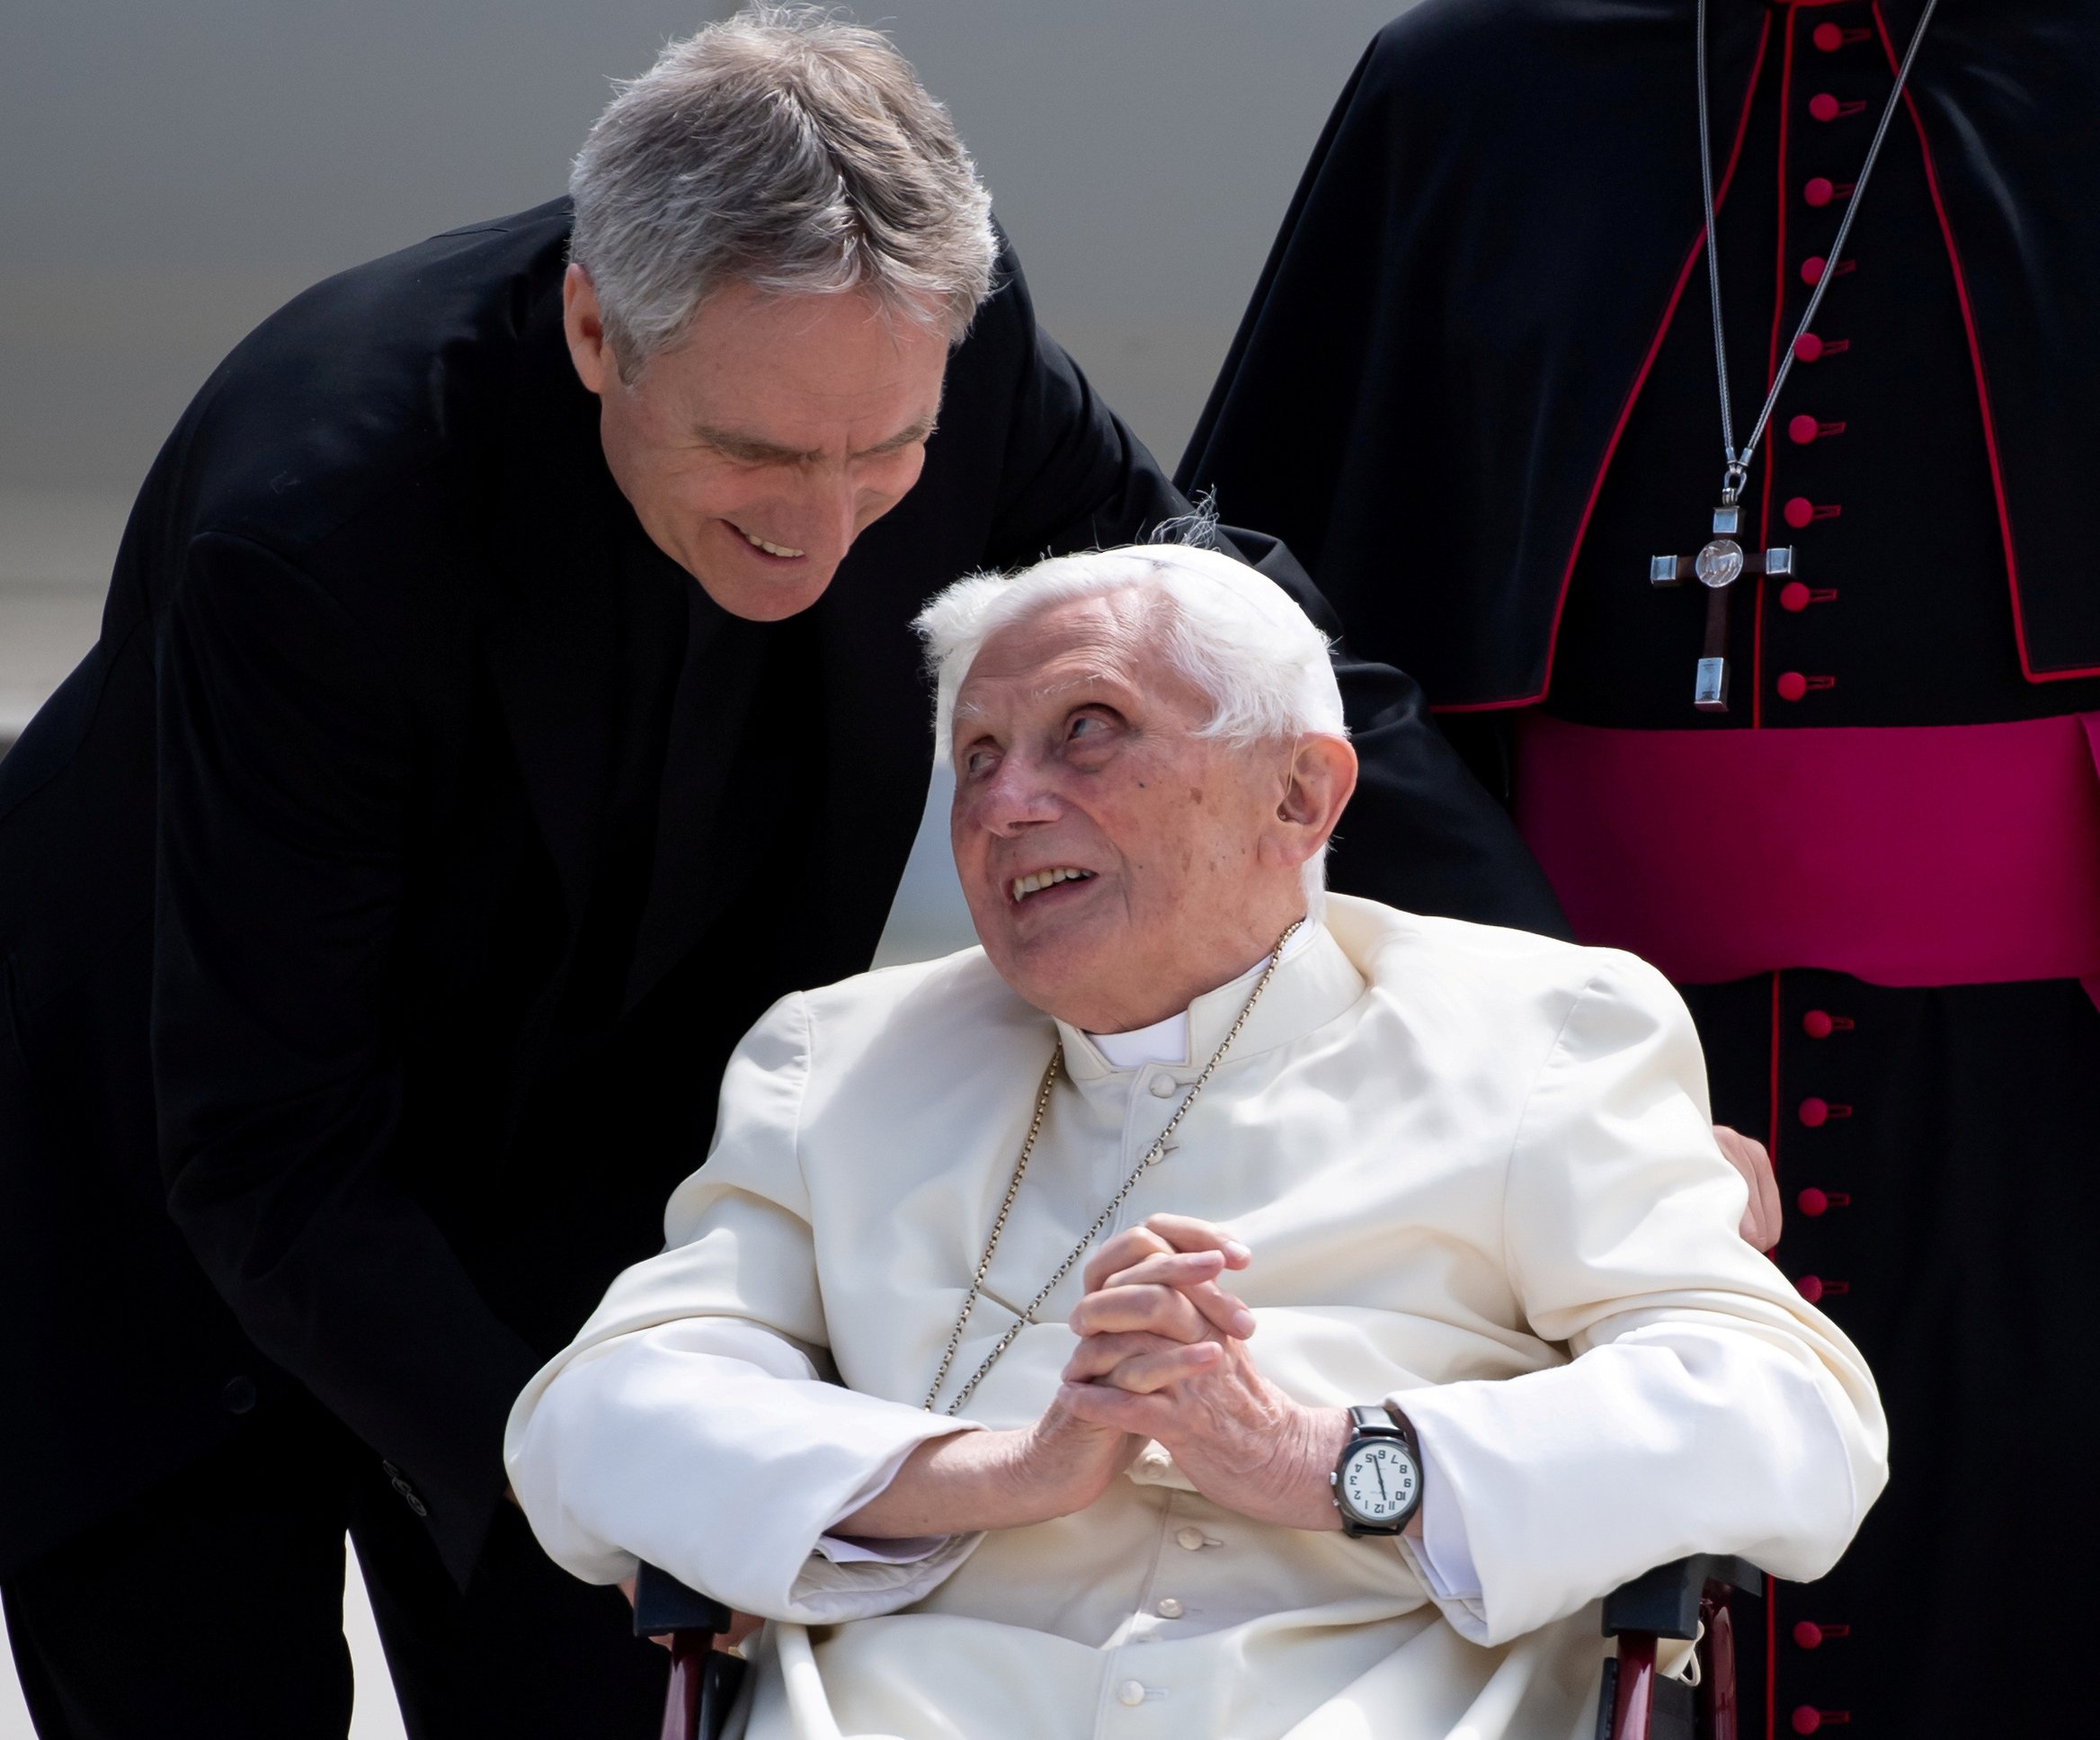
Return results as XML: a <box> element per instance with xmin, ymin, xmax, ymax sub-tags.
<box><xmin>1871</xmin><ymin>4</ymin><xmax>2100</xmax><ymax>683</ymax></box>
<box><xmin>1767</xmin><ymin>971</ymin><xmax>1783</xmax><ymax>1178</ymax></box>
<box><xmin>1765</xmin><ymin>969</ymin><xmax>1782</xmax><ymax>1740</ymax></box>
<box><xmin>1435</xmin><ymin>13</ymin><xmax>1774</xmax><ymax>717</ymax></box>
<box><xmin>1765</xmin><ymin>1572</ymin><xmax>1778</xmax><ymax>1740</ymax></box>
<box><xmin>1755</xmin><ymin>11</ymin><xmax>1801</xmax><ymax>728</ymax></box>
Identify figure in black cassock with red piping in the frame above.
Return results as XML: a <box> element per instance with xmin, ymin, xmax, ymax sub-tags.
<box><xmin>1182</xmin><ymin>1</ymin><xmax>2098</xmax><ymax>1733</ymax></box>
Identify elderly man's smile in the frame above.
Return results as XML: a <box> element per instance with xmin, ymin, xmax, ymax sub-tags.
<box><xmin>1008</xmin><ymin>866</ymin><xmax>1098</xmax><ymax>905</ymax></box>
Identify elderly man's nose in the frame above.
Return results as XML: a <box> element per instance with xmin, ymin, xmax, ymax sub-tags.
<box><xmin>974</xmin><ymin>762</ymin><xmax>1059</xmax><ymax>834</ymax></box>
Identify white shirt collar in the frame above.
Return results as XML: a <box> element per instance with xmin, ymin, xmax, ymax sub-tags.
<box><xmin>1085</xmin><ymin>918</ymin><xmax>1318</xmax><ymax>1070</ymax></box>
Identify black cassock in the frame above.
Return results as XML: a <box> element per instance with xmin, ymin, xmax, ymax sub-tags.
<box><xmin>1184</xmin><ymin>1</ymin><xmax>2099</xmax><ymax>1734</ymax></box>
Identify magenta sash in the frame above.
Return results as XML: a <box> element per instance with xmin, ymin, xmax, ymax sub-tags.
<box><xmin>1512</xmin><ymin>713</ymin><xmax>2100</xmax><ymax>987</ymax></box>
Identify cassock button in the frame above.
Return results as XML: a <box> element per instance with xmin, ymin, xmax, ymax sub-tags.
<box><xmin>221</xmin><ymin>1376</ymin><xmax>257</xmax><ymax>1414</ymax></box>
<box><xmin>1799</xmin><ymin>1096</ymin><xmax>1830</xmax><ymax>1128</ymax></box>
<box><xmin>1813</xmin><ymin>22</ymin><xmax>1844</xmax><ymax>51</ymax></box>
<box><xmin>1800</xmin><ymin>255</ymin><xmax>1827</xmax><ymax>286</ymax></box>
<box><xmin>1784</xmin><ymin>496</ymin><xmax>1816</xmax><ymax>530</ymax></box>
<box><xmin>1117</xmin><ymin>1680</ymin><xmax>1147</xmax><ymax>1708</ymax></box>
<box><xmin>1777</xmin><ymin>672</ymin><xmax>1810</xmax><ymax>702</ymax></box>
<box><xmin>1793</xmin><ymin>333</ymin><xmax>1825</xmax><ymax>363</ymax></box>
<box><xmin>1809</xmin><ymin>92</ymin><xmax>1841</xmax><ymax>122</ymax></box>
<box><xmin>1176</xmin><ymin>1526</ymin><xmax>1206</xmax><ymax>1551</ymax></box>
<box><xmin>1803</xmin><ymin>176</ymin><xmax>1836</xmax><ymax>208</ymax></box>
<box><xmin>1793</xmin><ymin>1620</ymin><xmax>1826</xmax><ymax>1649</ymax></box>
<box><xmin>1781</xmin><ymin>582</ymin><xmax>1811</xmax><ymax>613</ymax></box>
<box><xmin>1802</xmin><ymin>1009</ymin><xmax>1835</xmax><ymax>1039</ymax></box>
<box><xmin>1796</xmin><ymin>1274</ymin><xmax>1825</xmax><ymax>1303</ymax></box>
<box><xmin>1155</xmin><ymin>1597</ymin><xmax>1184</xmax><ymax>1619</ymax></box>
<box><xmin>1140</xmin><ymin>1447</ymin><xmax>1170</xmax><ymax>1476</ymax></box>
<box><xmin>1148</xmin><ymin>1075</ymin><xmax>1178</xmax><ymax>1099</ymax></box>
<box><xmin>1787</xmin><ymin>413</ymin><xmax>1822</xmax><ymax>446</ymax></box>
<box><xmin>1798</xmin><ymin>1187</ymin><xmax>1830</xmax><ymax>1218</ymax></box>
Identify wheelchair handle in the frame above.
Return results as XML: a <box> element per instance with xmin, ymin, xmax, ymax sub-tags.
<box><xmin>1602</xmin><ymin>1554</ymin><xmax>1762</xmax><ymax>1642</ymax></box>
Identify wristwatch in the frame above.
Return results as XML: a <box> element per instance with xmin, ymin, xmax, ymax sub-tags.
<box><xmin>1330</xmin><ymin>1404</ymin><xmax>1423</xmax><ymax>1536</ymax></box>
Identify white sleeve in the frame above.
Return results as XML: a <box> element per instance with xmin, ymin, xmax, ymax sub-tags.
<box><xmin>1391</xmin><ymin>956</ymin><xmax>1888</xmax><ymax>1646</ymax></box>
<box><xmin>503</xmin><ymin>994</ymin><xmax>983</xmax><ymax>1623</ymax></box>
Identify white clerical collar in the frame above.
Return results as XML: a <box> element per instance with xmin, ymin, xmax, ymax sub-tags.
<box><xmin>1086</xmin><ymin>917</ymin><xmax>1318</xmax><ymax>1069</ymax></box>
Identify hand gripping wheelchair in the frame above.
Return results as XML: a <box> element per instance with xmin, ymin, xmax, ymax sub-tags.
<box><xmin>629</xmin><ymin>1553</ymin><xmax>1762</xmax><ymax>1740</ymax></box>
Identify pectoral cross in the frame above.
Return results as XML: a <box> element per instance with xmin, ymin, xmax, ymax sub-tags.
<box><xmin>1651</xmin><ymin>491</ymin><xmax>1794</xmax><ymax>713</ymax></box>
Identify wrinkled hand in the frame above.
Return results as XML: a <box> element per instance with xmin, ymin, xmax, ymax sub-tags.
<box><xmin>1059</xmin><ymin>1214</ymin><xmax>1348</xmax><ymax>1531</ymax></box>
<box><xmin>1714</xmin><ymin>1124</ymin><xmax>1783</xmax><ymax>1251</ymax></box>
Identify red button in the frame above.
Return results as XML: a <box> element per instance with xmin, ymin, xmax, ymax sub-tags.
<box><xmin>1794</xmin><ymin>332</ymin><xmax>1825</xmax><ymax>362</ymax></box>
<box><xmin>1804</xmin><ymin>176</ymin><xmax>1836</xmax><ymax>208</ymax></box>
<box><xmin>1801</xmin><ymin>255</ymin><xmax>1827</xmax><ymax>286</ymax></box>
<box><xmin>1788</xmin><ymin>413</ymin><xmax>1822</xmax><ymax>445</ymax></box>
<box><xmin>1796</xmin><ymin>1275</ymin><xmax>1825</xmax><ymax>1303</ymax></box>
<box><xmin>1777</xmin><ymin>671</ymin><xmax>1809</xmax><ymax>701</ymax></box>
<box><xmin>1809</xmin><ymin>92</ymin><xmax>1841</xmax><ymax>122</ymax></box>
<box><xmin>1780</xmin><ymin>581</ymin><xmax>1811</xmax><ymax>612</ymax></box>
<box><xmin>1813</xmin><ymin>22</ymin><xmax>1845</xmax><ymax>51</ymax></box>
<box><xmin>1802</xmin><ymin>1009</ymin><xmax>1835</xmax><ymax>1039</ymax></box>
<box><xmin>1799</xmin><ymin>1096</ymin><xmax>1830</xmax><ymax>1128</ymax></box>
<box><xmin>1798</xmin><ymin>1187</ymin><xmax>1830</xmax><ymax>1218</ymax></box>
<box><xmin>1794</xmin><ymin>1620</ymin><xmax>1826</xmax><ymax>1649</ymax></box>
<box><xmin>1784</xmin><ymin>496</ymin><xmax>1816</xmax><ymax>530</ymax></box>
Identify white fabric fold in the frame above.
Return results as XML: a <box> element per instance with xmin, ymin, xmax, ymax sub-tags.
<box><xmin>507</xmin><ymin>1319</ymin><xmax>981</xmax><ymax>1622</ymax></box>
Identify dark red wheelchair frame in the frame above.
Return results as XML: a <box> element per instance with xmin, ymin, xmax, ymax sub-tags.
<box><xmin>633</xmin><ymin>1553</ymin><xmax>1761</xmax><ymax>1740</ymax></box>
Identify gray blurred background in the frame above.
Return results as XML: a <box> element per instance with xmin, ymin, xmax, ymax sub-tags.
<box><xmin>0</xmin><ymin>1</ymin><xmax>1414</xmax><ymax>1730</ymax></box>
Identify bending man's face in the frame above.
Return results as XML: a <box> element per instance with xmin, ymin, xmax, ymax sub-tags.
<box><xmin>948</xmin><ymin>591</ymin><xmax>1342</xmax><ymax>1033</ymax></box>
<box><xmin>565</xmin><ymin>268</ymin><xmax>948</xmax><ymax>620</ymax></box>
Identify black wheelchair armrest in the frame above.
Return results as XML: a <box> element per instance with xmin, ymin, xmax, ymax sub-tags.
<box><xmin>632</xmin><ymin>1562</ymin><xmax>734</xmax><ymax>1639</ymax></box>
<box><xmin>632</xmin><ymin>1564</ymin><xmax>747</xmax><ymax>1740</ymax></box>
<box><xmin>1602</xmin><ymin>1554</ymin><xmax>1762</xmax><ymax>1642</ymax></box>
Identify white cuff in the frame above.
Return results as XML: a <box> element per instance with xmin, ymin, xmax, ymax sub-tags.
<box><xmin>1412</xmin><ymin>1429</ymin><xmax>1482</xmax><ymax>1601</ymax></box>
<box><xmin>814</xmin><ymin>1533</ymin><xmax>948</xmax><ymax>1566</ymax></box>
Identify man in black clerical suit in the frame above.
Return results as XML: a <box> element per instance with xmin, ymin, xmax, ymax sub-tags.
<box><xmin>0</xmin><ymin>11</ymin><xmax>1560</xmax><ymax>1736</ymax></box>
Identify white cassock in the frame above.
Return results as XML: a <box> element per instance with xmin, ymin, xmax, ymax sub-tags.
<box><xmin>505</xmin><ymin>896</ymin><xmax>1887</xmax><ymax>1740</ymax></box>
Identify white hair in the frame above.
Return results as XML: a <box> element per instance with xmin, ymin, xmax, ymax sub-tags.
<box><xmin>912</xmin><ymin>542</ymin><xmax>1349</xmax><ymax>900</ymax></box>
<box><xmin>569</xmin><ymin>6</ymin><xmax>999</xmax><ymax>382</ymax></box>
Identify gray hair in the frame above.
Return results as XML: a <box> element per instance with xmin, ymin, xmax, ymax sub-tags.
<box><xmin>570</xmin><ymin>6</ymin><xmax>999</xmax><ymax>381</ymax></box>
<box><xmin>913</xmin><ymin>543</ymin><xmax>1349</xmax><ymax>899</ymax></box>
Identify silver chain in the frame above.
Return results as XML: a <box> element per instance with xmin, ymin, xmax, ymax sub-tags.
<box><xmin>921</xmin><ymin>920</ymin><xmax>1304</xmax><ymax>1416</ymax></box>
<box><xmin>1696</xmin><ymin>0</ymin><xmax>1939</xmax><ymax>500</ymax></box>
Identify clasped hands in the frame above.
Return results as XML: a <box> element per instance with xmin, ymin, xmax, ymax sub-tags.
<box><xmin>840</xmin><ymin>1213</ymin><xmax>1350</xmax><ymax>1540</ymax></box>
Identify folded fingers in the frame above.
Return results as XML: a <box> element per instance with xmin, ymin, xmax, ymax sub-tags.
<box><xmin>1068</xmin><ymin>1283</ymin><xmax>1209</xmax><ymax>1343</ymax></box>
<box><xmin>1083</xmin><ymin>1226</ymin><xmax>1175</xmax><ymax>1295</ymax></box>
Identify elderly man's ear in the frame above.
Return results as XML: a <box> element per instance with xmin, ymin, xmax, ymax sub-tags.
<box><xmin>1263</xmin><ymin>735</ymin><xmax>1359</xmax><ymax>871</ymax></box>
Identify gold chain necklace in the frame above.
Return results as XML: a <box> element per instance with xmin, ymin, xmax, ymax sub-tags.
<box><xmin>921</xmin><ymin>920</ymin><xmax>1304</xmax><ymax>1416</ymax></box>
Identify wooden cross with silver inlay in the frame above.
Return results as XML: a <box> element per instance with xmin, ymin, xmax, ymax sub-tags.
<box><xmin>1651</xmin><ymin>489</ymin><xmax>1794</xmax><ymax>713</ymax></box>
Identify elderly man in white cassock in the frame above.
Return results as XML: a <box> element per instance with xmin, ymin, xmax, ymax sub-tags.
<box><xmin>505</xmin><ymin>543</ymin><xmax>1887</xmax><ymax>1740</ymax></box>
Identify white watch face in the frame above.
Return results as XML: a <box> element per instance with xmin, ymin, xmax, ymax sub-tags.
<box><xmin>1341</xmin><ymin>1440</ymin><xmax>1419</xmax><ymax>1523</ymax></box>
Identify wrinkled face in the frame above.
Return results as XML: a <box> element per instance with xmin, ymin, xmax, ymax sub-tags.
<box><xmin>949</xmin><ymin>592</ymin><xmax>1333</xmax><ymax>1032</ymax></box>
<box><xmin>565</xmin><ymin>269</ymin><xmax>950</xmax><ymax>620</ymax></box>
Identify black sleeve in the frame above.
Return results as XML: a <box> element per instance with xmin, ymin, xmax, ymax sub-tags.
<box><xmin>153</xmin><ymin>531</ymin><xmax>539</xmax><ymax>1586</ymax></box>
<box><xmin>975</xmin><ymin>253</ymin><xmax>1569</xmax><ymax>935</ymax></box>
